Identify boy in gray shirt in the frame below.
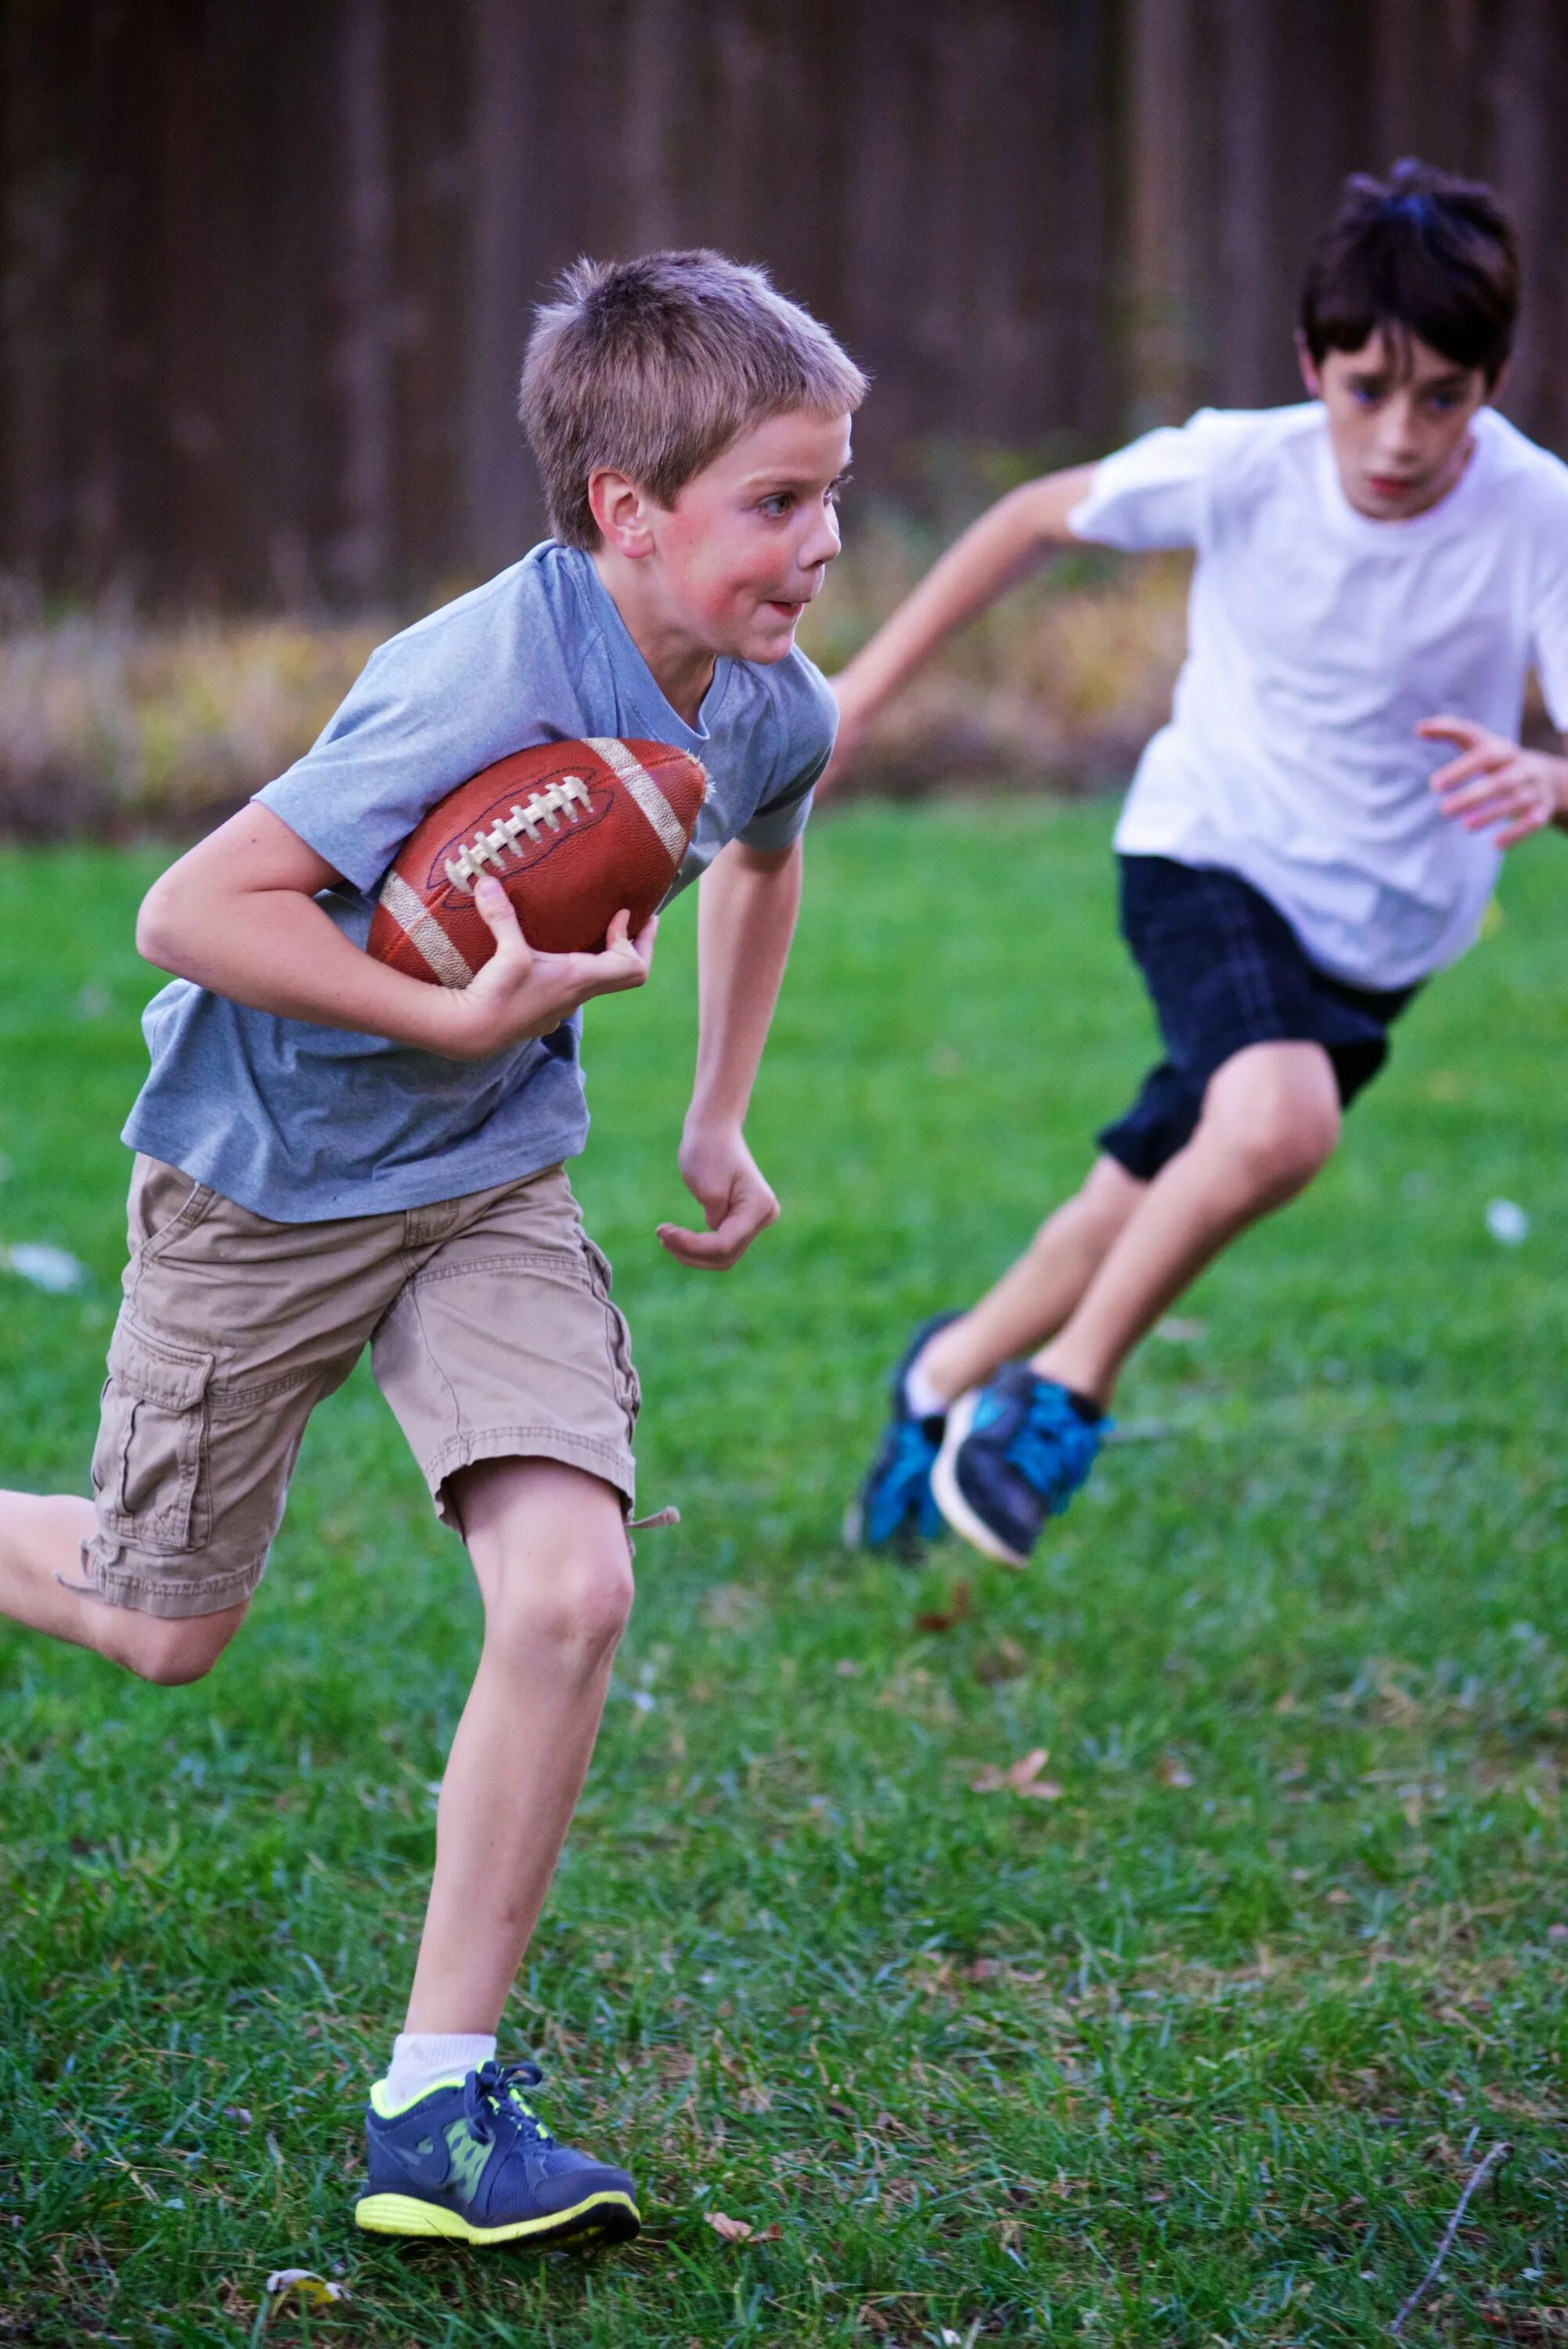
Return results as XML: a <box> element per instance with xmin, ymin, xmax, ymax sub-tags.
<box><xmin>0</xmin><ymin>250</ymin><xmax>864</xmax><ymax>2248</ymax></box>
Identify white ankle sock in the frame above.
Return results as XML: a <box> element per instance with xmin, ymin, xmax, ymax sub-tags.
<box><xmin>384</xmin><ymin>2031</ymin><xmax>496</xmax><ymax>2109</ymax></box>
<box><xmin>904</xmin><ymin>1355</ymin><xmax>949</xmax><ymax>1421</ymax></box>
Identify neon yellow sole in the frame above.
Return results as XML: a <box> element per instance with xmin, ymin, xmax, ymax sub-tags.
<box><xmin>354</xmin><ymin>2188</ymin><xmax>640</xmax><ymax>2246</ymax></box>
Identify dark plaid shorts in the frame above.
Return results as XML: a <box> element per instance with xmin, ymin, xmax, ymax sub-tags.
<box><xmin>1098</xmin><ymin>855</ymin><xmax>1418</xmax><ymax>1182</ymax></box>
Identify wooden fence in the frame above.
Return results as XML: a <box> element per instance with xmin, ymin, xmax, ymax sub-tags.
<box><xmin>3</xmin><ymin>0</ymin><xmax>1566</xmax><ymax>607</ymax></box>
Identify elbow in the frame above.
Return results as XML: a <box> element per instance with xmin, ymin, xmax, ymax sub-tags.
<box><xmin>1012</xmin><ymin>467</ymin><xmax>1091</xmax><ymax>554</ymax></box>
<box><xmin>135</xmin><ymin>871</ymin><xmax>193</xmax><ymax>972</ymax></box>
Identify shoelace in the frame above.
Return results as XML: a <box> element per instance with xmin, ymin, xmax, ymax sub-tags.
<box><xmin>1007</xmin><ymin>1385</ymin><xmax>1099</xmax><ymax>1501</ymax></box>
<box><xmin>462</xmin><ymin>2059</ymin><xmax>555</xmax><ymax>2148</ymax></box>
<box><xmin>881</xmin><ymin>1417</ymin><xmax>941</xmax><ymax>1525</ymax></box>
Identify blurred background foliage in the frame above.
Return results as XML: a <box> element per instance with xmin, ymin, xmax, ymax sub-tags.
<box><xmin>0</xmin><ymin>531</ymin><xmax>1191</xmax><ymax>833</ymax></box>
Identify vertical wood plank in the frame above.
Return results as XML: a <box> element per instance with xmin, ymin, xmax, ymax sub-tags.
<box><xmin>5</xmin><ymin>0</ymin><xmax>1568</xmax><ymax>605</ymax></box>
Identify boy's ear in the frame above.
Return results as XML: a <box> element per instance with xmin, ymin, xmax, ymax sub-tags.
<box><xmin>1295</xmin><ymin>330</ymin><xmax>1323</xmax><ymax>399</ymax></box>
<box><xmin>588</xmin><ymin>467</ymin><xmax>657</xmax><ymax>559</ymax></box>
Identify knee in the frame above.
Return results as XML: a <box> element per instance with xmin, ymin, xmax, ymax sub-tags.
<box><xmin>1212</xmin><ymin>1059</ymin><xmax>1340</xmax><ymax>1200</ymax></box>
<box><xmin>106</xmin><ymin>1609</ymin><xmax>237</xmax><ymax>1687</ymax></box>
<box><xmin>485</xmin><ymin>1546</ymin><xmax>634</xmax><ymax>1673</ymax></box>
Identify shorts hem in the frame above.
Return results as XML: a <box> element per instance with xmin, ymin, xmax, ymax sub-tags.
<box><xmin>1095</xmin><ymin>1120</ymin><xmax>1166</xmax><ymax>1183</ymax></box>
<box><xmin>424</xmin><ymin>1427</ymin><xmax>637</xmax><ymax>1529</ymax></box>
<box><xmin>78</xmin><ymin>1541</ymin><xmax>267</xmax><ymax>1621</ymax></box>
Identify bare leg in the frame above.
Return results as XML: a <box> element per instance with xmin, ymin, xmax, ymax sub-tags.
<box><xmin>0</xmin><ymin>1489</ymin><xmax>245</xmax><ymax>1682</ymax></box>
<box><xmin>1033</xmin><ymin>1041</ymin><xmax>1342</xmax><ymax>1405</ymax></box>
<box><xmin>917</xmin><ymin>1154</ymin><xmax>1144</xmax><ymax>1404</ymax></box>
<box><xmin>403</xmin><ymin>1456</ymin><xmax>633</xmax><ymax>2036</ymax></box>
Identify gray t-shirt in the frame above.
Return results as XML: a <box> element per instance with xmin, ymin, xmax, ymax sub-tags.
<box><xmin>124</xmin><ymin>543</ymin><xmax>834</xmax><ymax>1220</ymax></box>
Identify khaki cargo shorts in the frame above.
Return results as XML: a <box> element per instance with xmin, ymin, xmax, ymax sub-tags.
<box><xmin>81</xmin><ymin>1155</ymin><xmax>640</xmax><ymax>1620</ymax></box>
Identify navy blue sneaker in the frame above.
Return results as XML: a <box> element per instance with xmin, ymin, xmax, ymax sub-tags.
<box><xmin>932</xmin><ymin>1366</ymin><xmax>1108</xmax><ymax>1567</ymax></box>
<box><xmin>844</xmin><ymin>1313</ymin><xmax>961</xmax><ymax>1556</ymax></box>
<box><xmin>355</xmin><ymin>2059</ymin><xmax>639</xmax><ymax>2248</ymax></box>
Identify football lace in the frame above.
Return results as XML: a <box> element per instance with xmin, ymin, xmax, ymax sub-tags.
<box><xmin>443</xmin><ymin>774</ymin><xmax>593</xmax><ymax>892</ymax></box>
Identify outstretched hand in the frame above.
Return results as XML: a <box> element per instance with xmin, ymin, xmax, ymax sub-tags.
<box><xmin>434</xmin><ymin>877</ymin><xmax>657</xmax><ymax>1060</ymax></box>
<box><xmin>658</xmin><ymin>1122</ymin><xmax>780</xmax><ymax>1270</ymax></box>
<box><xmin>1419</xmin><ymin>714</ymin><xmax>1568</xmax><ymax>848</ymax></box>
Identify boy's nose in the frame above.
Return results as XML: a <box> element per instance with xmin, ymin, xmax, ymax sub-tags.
<box><xmin>1376</xmin><ymin>400</ymin><xmax>1421</xmax><ymax>456</ymax></box>
<box><xmin>802</xmin><ymin>510</ymin><xmax>842</xmax><ymax>568</ymax></box>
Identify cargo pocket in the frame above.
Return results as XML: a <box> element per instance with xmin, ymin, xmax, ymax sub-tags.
<box><xmin>582</xmin><ymin>1237</ymin><xmax>641</xmax><ymax>1431</ymax></box>
<box><xmin>92</xmin><ymin>1317</ymin><xmax>216</xmax><ymax>1553</ymax></box>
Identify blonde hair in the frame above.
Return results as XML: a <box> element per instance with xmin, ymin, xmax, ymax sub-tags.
<box><xmin>519</xmin><ymin>249</ymin><xmax>868</xmax><ymax>550</ymax></box>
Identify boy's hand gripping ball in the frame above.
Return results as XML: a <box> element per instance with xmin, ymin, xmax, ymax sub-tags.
<box><xmin>367</xmin><ymin>738</ymin><xmax>707</xmax><ymax>984</ymax></box>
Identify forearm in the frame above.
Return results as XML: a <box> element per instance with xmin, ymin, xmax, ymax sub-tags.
<box><xmin>137</xmin><ymin>799</ymin><xmax>653</xmax><ymax>1063</ymax></box>
<box><xmin>1551</xmin><ymin>750</ymin><xmax>1568</xmax><ymax>829</ymax></box>
<box><xmin>139</xmin><ymin>875</ymin><xmax>460</xmax><ymax>1052</ymax></box>
<box><xmin>687</xmin><ymin>839</ymin><xmax>802</xmax><ymax>1129</ymax></box>
<box><xmin>836</xmin><ymin>464</ymin><xmax>1098</xmax><ymax>723</ymax></box>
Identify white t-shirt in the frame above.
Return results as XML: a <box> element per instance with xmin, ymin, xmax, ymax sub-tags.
<box><xmin>1069</xmin><ymin>402</ymin><xmax>1568</xmax><ymax>988</ymax></box>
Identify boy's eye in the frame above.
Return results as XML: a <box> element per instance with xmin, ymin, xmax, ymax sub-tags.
<box><xmin>1349</xmin><ymin>380</ymin><xmax>1384</xmax><ymax>406</ymax></box>
<box><xmin>759</xmin><ymin>493</ymin><xmax>794</xmax><ymax>518</ymax></box>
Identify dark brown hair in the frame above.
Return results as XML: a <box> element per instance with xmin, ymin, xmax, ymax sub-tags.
<box><xmin>520</xmin><ymin>249</ymin><xmax>867</xmax><ymax>550</ymax></box>
<box><xmin>1299</xmin><ymin>158</ymin><xmax>1518</xmax><ymax>384</ymax></box>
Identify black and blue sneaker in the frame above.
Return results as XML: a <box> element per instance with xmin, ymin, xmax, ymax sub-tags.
<box><xmin>844</xmin><ymin>1312</ymin><xmax>961</xmax><ymax>1557</ymax></box>
<box><xmin>355</xmin><ymin>2059</ymin><xmax>639</xmax><ymax>2248</ymax></box>
<box><xmin>932</xmin><ymin>1366</ymin><xmax>1108</xmax><ymax>1568</ymax></box>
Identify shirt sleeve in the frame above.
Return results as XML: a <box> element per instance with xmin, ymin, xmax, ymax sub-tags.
<box><xmin>735</xmin><ymin>661</ymin><xmax>837</xmax><ymax>850</ymax></box>
<box><xmin>1529</xmin><ymin>495</ymin><xmax>1568</xmax><ymax>734</ymax></box>
<box><xmin>254</xmin><ymin>572</ymin><xmax>581</xmax><ymax>895</ymax></box>
<box><xmin>1068</xmin><ymin>407</ymin><xmax>1241</xmax><ymax>552</ymax></box>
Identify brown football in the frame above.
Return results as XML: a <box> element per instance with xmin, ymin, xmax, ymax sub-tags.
<box><xmin>366</xmin><ymin>737</ymin><xmax>708</xmax><ymax>983</ymax></box>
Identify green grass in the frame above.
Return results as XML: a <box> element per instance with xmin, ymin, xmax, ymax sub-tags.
<box><xmin>2</xmin><ymin>803</ymin><xmax>1568</xmax><ymax>2347</ymax></box>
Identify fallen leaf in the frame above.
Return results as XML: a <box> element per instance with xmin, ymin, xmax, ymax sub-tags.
<box><xmin>737</xmin><ymin>2084</ymin><xmax>772</xmax><ymax>2114</ymax></box>
<box><xmin>701</xmin><ymin>1582</ymin><xmax>757</xmax><ymax>1630</ymax></box>
<box><xmin>1273</xmin><ymin>1690</ymin><xmax>1299</xmax><ymax>1714</ymax></box>
<box><xmin>264</xmin><ymin>2269</ymin><xmax>351</xmax><ymax>2307</ymax></box>
<box><xmin>972</xmin><ymin>1636</ymin><xmax>1027</xmax><ymax>1684</ymax></box>
<box><xmin>971</xmin><ymin>1745</ymin><xmax>1054</xmax><ymax>1796</ymax></box>
<box><xmin>1155</xmin><ymin>1754</ymin><xmax>1195</xmax><ymax>1788</ymax></box>
<box><xmin>1017</xmin><ymin>1775</ymin><xmax>1063</xmax><ymax>1799</ymax></box>
<box><xmin>834</xmin><ymin>1658</ymin><xmax>862</xmax><ymax>1678</ymax></box>
<box><xmin>914</xmin><ymin>1581</ymin><xmax>971</xmax><ymax>1634</ymax></box>
<box><xmin>705</xmin><ymin>2210</ymin><xmax>779</xmax><ymax>2243</ymax></box>
<box><xmin>1325</xmin><ymin>1886</ymin><xmax>1352</xmax><ymax>1906</ymax></box>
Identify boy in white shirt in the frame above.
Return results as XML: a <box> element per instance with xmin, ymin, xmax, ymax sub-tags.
<box><xmin>835</xmin><ymin>159</ymin><xmax>1568</xmax><ymax>1569</ymax></box>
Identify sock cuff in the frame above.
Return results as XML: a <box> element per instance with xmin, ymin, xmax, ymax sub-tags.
<box><xmin>393</xmin><ymin>2032</ymin><xmax>497</xmax><ymax>2066</ymax></box>
<box><xmin>380</xmin><ymin>2031</ymin><xmax>498</xmax><ymax>2115</ymax></box>
<box><xmin>903</xmin><ymin>1359</ymin><xmax>948</xmax><ymax>1421</ymax></box>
